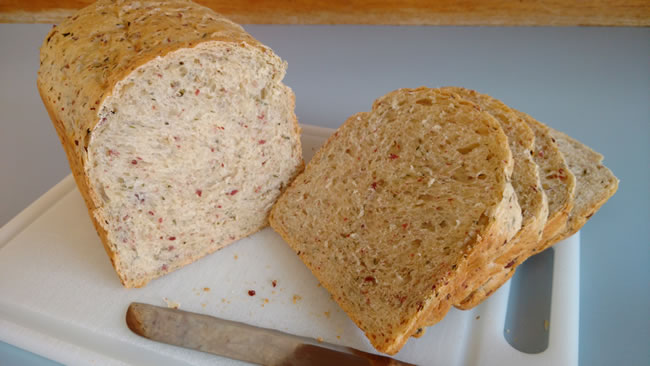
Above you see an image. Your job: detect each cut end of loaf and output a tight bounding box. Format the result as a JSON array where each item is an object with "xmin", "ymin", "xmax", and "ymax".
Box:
[{"xmin": 86, "ymin": 41, "xmax": 302, "ymax": 287}]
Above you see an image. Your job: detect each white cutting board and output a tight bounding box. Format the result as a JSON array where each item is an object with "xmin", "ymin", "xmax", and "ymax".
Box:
[{"xmin": 0, "ymin": 125, "xmax": 578, "ymax": 366}]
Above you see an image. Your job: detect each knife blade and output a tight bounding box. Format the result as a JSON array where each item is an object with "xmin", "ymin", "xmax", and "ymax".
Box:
[{"xmin": 126, "ymin": 302, "xmax": 415, "ymax": 366}]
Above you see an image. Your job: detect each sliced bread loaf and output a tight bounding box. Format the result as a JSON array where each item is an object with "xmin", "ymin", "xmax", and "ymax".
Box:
[
  {"xmin": 542, "ymin": 128, "xmax": 619, "ymax": 247},
  {"xmin": 439, "ymin": 87, "xmax": 548, "ymax": 310},
  {"xmin": 269, "ymin": 87, "xmax": 521, "ymax": 354},
  {"xmin": 457, "ymin": 111, "xmax": 578, "ymax": 308},
  {"xmin": 37, "ymin": 0, "xmax": 303, "ymax": 287}
]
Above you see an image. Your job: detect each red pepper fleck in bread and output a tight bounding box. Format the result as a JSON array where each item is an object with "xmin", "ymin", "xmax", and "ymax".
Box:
[
  {"xmin": 269, "ymin": 87, "xmax": 522, "ymax": 354},
  {"xmin": 37, "ymin": 0, "xmax": 303, "ymax": 287}
]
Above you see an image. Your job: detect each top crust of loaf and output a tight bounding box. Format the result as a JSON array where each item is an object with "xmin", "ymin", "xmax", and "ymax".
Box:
[
  {"xmin": 270, "ymin": 87, "xmax": 521, "ymax": 354},
  {"xmin": 37, "ymin": 0, "xmax": 300, "ymax": 287}
]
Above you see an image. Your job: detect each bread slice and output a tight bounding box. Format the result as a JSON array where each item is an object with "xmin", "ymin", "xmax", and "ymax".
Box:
[
  {"xmin": 542, "ymin": 128, "xmax": 619, "ymax": 246},
  {"xmin": 456, "ymin": 111, "xmax": 577, "ymax": 308},
  {"xmin": 37, "ymin": 0, "xmax": 303, "ymax": 287},
  {"xmin": 269, "ymin": 87, "xmax": 522, "ymax": 354},
  {"xmin": 439, "ymin": 87, "xmax": 548, "ymax": 310}
]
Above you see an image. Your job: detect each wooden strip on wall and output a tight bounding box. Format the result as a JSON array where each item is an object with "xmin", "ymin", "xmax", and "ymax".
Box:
[{"xmin": 0, "ymin": 0, "xmax": 648, "ymax": 26}]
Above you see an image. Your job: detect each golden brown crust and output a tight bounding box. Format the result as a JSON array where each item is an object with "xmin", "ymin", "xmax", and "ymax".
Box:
[{"xmin": 38, "ymin": 0, "xmax": 297, "ymax": 287}]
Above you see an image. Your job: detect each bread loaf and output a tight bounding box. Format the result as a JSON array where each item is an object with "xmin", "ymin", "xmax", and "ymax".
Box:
[
  {"xmin": 269, "ymin": 87, "xmax": 521, "ymax": 354},
  {"xmin": 37, "ymin": 0, "xmax": 303, "ymax": 287}
]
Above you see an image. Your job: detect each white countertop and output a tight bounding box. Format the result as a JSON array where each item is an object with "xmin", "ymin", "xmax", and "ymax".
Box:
[{"xmin": 0, "ymin": 23, "xmax": 648, "ymax": 366}]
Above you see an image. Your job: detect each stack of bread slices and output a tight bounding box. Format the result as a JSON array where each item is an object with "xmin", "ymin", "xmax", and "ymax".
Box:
[{"xmin": 270, "ymin": 86, "xmax": 618, "ymax": 354}]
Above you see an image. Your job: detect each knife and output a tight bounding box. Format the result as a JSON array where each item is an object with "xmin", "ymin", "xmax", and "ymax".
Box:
[{"xmin": 126, "ymin": 302, "xmax": 416, "ymax": 366}]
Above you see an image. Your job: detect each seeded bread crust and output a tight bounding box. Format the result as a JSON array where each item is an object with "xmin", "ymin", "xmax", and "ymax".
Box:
[
  {"xmin": 270, "ymin": 87, "xmax": 521, "ymax": 354},
  {"xmin": 440, "ymin": 87, "xmax": 548, "ymax": 310},
  {"xmin": 38, "ymin": 0, "xmax": 302, "ymax": 287},
  {"xmin": 457, "ymin": 111, "xmax": 577, "ymax": 308}
]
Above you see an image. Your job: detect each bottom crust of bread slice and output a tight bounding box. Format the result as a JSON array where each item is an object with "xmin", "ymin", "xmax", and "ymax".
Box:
[
  {"xmin": 269, "ymin": 87, "xmax": 521, "ymax": 354},
  {"xmin": 456, "ymin": 111, "xmax": 576, "ymax": 309}
]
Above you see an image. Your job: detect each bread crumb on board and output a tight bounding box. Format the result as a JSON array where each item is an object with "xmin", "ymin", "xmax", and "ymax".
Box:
[
  {"xmin": 163, "ymin": 297, "xmax": 180, "ymax": 309},
  {"xmin": 316, "ymin": 337, "xmax": 324, "ymax": 343},
  {"xmin": 292, "ymin": 294, "xmax": 302, "ymax": 304}
]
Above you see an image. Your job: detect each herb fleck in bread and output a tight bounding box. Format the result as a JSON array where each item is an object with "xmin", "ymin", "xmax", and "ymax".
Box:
[
  {"xmin": 439, "ymin": 87, "xmax": 548, "ymax": 310},
  {"xmin": 37, "ymin": 0, "xmax": 302, "ymax": 287},
  {"xmin": 269, "ymin": 87, "xmax": 521, "ymax": 354}
]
